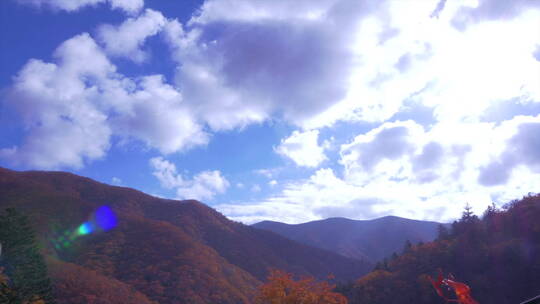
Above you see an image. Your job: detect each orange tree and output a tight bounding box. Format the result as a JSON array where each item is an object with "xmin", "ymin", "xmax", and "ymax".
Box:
[{"xmin": 255, "ymin": 269, "xmax": 348, "ymax": 304}]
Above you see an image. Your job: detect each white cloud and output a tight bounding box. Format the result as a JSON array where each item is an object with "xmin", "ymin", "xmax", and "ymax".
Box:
[
  {"xmin": 178, "ymin": 170, "xmax": 230, "ymax": 201},
  {"xmin": 275, "ymin": 130, "xmax": 327, "ymax": 168},
  {"xmin": 1, "ymin": 32, "xmax": 207, "ymax": 169},
  {"xmin": 98, "ymin": 9, "xmax": 166, "ymax": 63},
  {"xmin": 0, "ymin": 34, "xmax": 113, "ymax": 169},
  {"xmin": 110, "ymin": 75, "xmax": 208, "ymax": 153},
  {"xmin": 340, "ymin": 121, "xmax": 421, "ymax": 174},
  {"xmin": 11, "ymin": 0, "xmax": 532, "ymax": 170},
  {"xmin": 16, "ymin": 0, "xmax": 143, "ymax": 14},
  {"xmin": 217, "ymin": 168, "xmax": 371, "ymax": 224},
  {"xmin": 149, "ymin": 156, "xmax": 184, "ymax": 188},
  {"xmin": 111, "ymin": 177, "xmax": 122, "ymax": 185},
  {"xmin": 157, "ymin": 0, "xmax": 540, "ymax": 132},
  {"xmin": 268, "ymin": 180, "xmax": 278, "ymax": 187},
  {"xmin": 109, "ymin": 0, "xmax": 143, "ymax": 14},
  {"xmin": 150, "ymin": 157, "xmax": 229, "ymax": 201},
  {"xmin": 4, "ymin": 0, "xmax": 540, "ymax": 224},
  {"xmin": 478, "ymin": 116, "xmax": 540, "ymax": 186},
  {"xmin": 161, "ymin": 0, "xmax": 388, "ymax": 130},
  {"xmin": 221, "ymin": 115, "xmax": 540, "ymax": 224}
]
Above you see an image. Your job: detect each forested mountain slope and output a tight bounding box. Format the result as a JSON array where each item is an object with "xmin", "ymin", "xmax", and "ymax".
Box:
[
  {"xmin": 339, "ymin": 194, "xmax": 540, "ymax": 304},
  {"xmin": 0, "ymin": 167, "xmax": 371, "ymax": 304},
  {"xmin": 254, "ymin": 216, "xmax": 443, "ymax": 262}
]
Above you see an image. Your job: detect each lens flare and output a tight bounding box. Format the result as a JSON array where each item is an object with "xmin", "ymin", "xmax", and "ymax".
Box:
[
  {"xmin": 50, "ymin": 205, "xmax": 118, "ymax": 251},
  {"xmin": 77, "ymin": 222, "xmax": 94, "ymax": 235},
  {"xmin": 94, "ymin": 206, "xmax": 117, "ymax": 231}
]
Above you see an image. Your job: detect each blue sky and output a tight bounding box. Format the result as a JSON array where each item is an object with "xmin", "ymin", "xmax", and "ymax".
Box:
[{"xmin": 1, "ymin": 0, "xmax": 539, "ymax": 224}]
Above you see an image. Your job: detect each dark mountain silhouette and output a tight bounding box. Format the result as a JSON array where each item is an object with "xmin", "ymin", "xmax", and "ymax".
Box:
[
  {"xmin": 0, "ymin": 167, "xmax": 371, "ymax": 304},
  {"xmin": 253, "ymin": 216, "xmax": 444, "ymax": 262}
]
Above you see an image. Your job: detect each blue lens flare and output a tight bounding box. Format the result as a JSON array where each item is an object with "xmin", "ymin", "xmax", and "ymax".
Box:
[
  {"xmin": 94, "ymin": 206, "xmax": 117, "ymax": 231},
  {"xmin": 51, "ymin": 205, "xmax": 118, "ymax": 250}
]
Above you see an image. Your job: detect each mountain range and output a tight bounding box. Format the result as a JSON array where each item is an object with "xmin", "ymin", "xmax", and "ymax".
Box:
[
  {"xmin": 253, "ymin": 216, "xmax": 444, "ymax": 263},
  {"xmin": 0, "ymin": 167, "xmax": 371, "ymax": 303}
]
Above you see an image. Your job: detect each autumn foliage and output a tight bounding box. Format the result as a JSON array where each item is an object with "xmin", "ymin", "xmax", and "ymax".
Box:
[
  {"xmin": 256, "ymin": 269, "xmax": 348, "ymax": 304},
  {"xmin": 0, "ymin": 167, "xmax": 369, "ymax": 303},
  {"xmin": 340, "ymin": 194, "xmax": 540, "ymax": 304}
]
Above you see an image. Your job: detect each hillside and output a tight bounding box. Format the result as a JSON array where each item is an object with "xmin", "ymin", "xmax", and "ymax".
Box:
[
  {"xmin": 253, "ymin": 216, "xmax": 443, "ymax": 262},
  {"xmin": 339, "ymin": 194, "xmax": 540, "ymax": 304},
  {"xmin": 0, "ymin": 167, "xmax": 372, "ymax": 303}
]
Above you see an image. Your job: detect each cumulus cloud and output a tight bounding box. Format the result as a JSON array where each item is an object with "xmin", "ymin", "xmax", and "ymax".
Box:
[
  {"xmin": 223, "ymin": 115, "xmax": 540, "ymax": 224},
  {"xmin": 16, "ymin": 0, "xmax": 143, "ymax": 14},
  {"xmin": 479, "ymin": 118, "xmax": 540, "ymax": 186},
  {"xmin": 340, "ymin": 121, "xmax": 420, "ymax": 174},
  {"xmin": 162, "ymin": 0, "xmax": 538, "ymax": 130},
  {"xmin": 161, "ymin": 0, "xmax": 390, "ymax": 130},
  {"xmin": 178, "ymin": 171, "xmax": 230, "ymax": 201},
  {"xmin": 109, "ymin": 0, "xmax": 143, "ymax": 13},
  {"xmin": 150, "ymin": 157, "xmax": 229, "ymax": 201},
  {"xmin": 0, "ymin": 34, "xmax": 113, "ymax": 169},
  {"xmin": 275, "ymin": 130, "xmax": 327, "ymax": 168},
  {"xmin": 163, "ymin": 0, "xmax": 537, "ymax": 223},
  {"xmin": 98, "ymin": 9, "xmax": 166, "ymax": 62},
  {"xmin": 412, "ymin": 141, "xmax": 444, "ymax": 183},
  {"xmin": 5, "ymin": 0, "xmax": 540, "ymax": 224},
  {"xmin": 110, "ymin": 75, "xmax": 208, "ymax": 153},
  {"xmin": 217, "ymin": 167, "xmax": 447, "ymax": 224},
  {"xmin": 0, "ymin": 32, "xmax": 207, "ymax": 169}
]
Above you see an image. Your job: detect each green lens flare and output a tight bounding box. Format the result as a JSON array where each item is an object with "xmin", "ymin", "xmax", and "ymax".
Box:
[{"xmin": 77, "ymin": 222, "xmax": 93, "ymax": 235}]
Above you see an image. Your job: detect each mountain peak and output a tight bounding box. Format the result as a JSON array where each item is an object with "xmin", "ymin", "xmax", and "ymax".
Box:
[{"xmin": 253, "ymin": 215, "xmax": 444, "ymax": 262}]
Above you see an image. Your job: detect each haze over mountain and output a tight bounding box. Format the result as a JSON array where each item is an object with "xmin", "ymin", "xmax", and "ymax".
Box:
[
  {"xmin": 253, "ymin": 216, "xmax": 444, "ymax": 262},
  {"xmin": 0, "ymin": 167, "xmax": 371, "ymax": 303}
]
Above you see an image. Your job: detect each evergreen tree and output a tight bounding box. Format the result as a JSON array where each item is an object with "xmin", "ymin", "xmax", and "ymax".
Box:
[
  {"xmin": 462, "ymin": 203, "xmax": 474, "ymax": 221},
  {"xmin": 0, "ymin": 208, "xmax": 55, "ymax": 304}
]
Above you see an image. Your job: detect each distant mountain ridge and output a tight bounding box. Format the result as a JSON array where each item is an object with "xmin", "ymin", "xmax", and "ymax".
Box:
[
  {"xmin": 0, "ymin": 167, "xmax": 372, "ymax": 304},
  {"xmin": 253, "ymin": 215, "xmax": 445, "ymax": 263}
]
